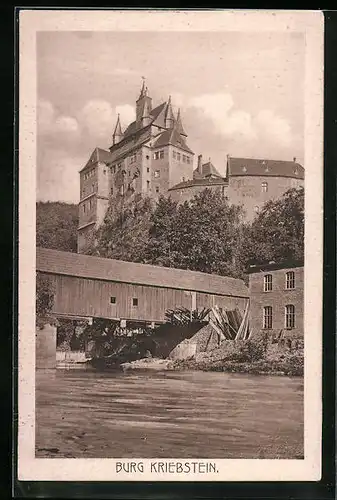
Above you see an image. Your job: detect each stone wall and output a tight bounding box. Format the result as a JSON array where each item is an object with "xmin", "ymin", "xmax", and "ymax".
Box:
[{"xmin": 36, "ymin": 324, "xmax": 57, "ymax": 369}]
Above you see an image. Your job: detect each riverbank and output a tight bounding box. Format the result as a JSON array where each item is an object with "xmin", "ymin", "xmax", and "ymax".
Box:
[{"xmin": 121, "ymin": 337, "xmax": 304, "ymax": 376}]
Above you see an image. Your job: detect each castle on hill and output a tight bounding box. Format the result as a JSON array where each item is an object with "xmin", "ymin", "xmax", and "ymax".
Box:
[{"xmin": 77, "ymin": 81, "xmax": 304, "ymax": 253}]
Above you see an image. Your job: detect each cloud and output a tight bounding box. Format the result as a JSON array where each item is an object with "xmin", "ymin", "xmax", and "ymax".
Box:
[
  {"xmin": 255, "ymin": 109, "xmax": 292, "ymax": 148},
  {"xmin": 78, "ymin": 99, "xmax": 135, "ymax": 141},
  {"xmin": 38, "ymin": 99, "xmax": 80, "ymax": 142},
  {"xmin": 38, "ymin": 99, "xmax": 55, "ymax": 134},
  {"xmin": 188, "ymin": 92, "xmax": 256, "ymax": 140},
  {"xmin": 115, "ymin": 104, "xmax": 136, "ymax": 127},
  {"xmin": 37, "ymin": 148, "xmax": 86, "ymax": 203}
]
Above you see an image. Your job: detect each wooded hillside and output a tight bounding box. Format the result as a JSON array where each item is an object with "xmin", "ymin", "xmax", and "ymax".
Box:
[{"xmin": 36, "ymin": 201, "xmax": 78, "ymax": 253}]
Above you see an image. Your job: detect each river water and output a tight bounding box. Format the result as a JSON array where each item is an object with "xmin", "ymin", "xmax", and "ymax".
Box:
[{"xmin": 36, "ymin": 369, "xmax": 304, "ymax": 459}]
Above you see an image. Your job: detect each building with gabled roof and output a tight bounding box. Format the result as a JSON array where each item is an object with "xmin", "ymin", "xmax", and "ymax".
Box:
[
  {"xmin": 78, "ymin": 82, "xmax": 194, "ymax": 253},
  {"xmin": 77, "ymin": 80, "xmax": 304, "ymax": 252}
]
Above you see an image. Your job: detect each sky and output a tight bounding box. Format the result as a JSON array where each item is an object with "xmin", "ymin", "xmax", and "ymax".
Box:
[{"xmin": 37, "ymin": 30, "xmax": 305, "ymax": 203}]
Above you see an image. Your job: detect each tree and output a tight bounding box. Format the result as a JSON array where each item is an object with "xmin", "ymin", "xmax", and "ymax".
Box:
[
  {"xmin": 36, "ymin": 201, "xmax": 78, "ymax": 252},
  {"xmin": 146, "ymin": 189, "xmax": 244, "ymax": 276},
  {"xmin": 36, "ymin": 272, "xmax": 55, "ymax": 328},
  {"xmin": 91, "ymin": 196, "xmax": 153, "ymax": 262},
  {"xmin": 245, "ymin": 187, "xmax": 304, "ymax": 264}
]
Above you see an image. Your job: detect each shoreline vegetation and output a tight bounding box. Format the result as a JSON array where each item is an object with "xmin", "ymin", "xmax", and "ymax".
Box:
[{"xmin": 89, "ymin": 334, "xmax": 304, "ymax": 377}]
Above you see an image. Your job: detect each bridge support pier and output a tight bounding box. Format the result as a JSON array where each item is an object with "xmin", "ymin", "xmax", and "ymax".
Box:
[{"xmin": 36, "ymin": 324, "xmax": 57, "ymax": 369}]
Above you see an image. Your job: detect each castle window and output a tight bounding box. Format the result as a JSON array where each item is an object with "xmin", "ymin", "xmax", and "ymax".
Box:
[
  {"xmin": 130, "ymin": 154, "xmax": 137, "ymax": 164},
  {"xmin": 154, "ymin": 150, "xmax": 164, "ymax": 160},
  {"xmin": 132, "ymin": 297, "xmax": 138, "ymax": 307},
  {"xmin": 83, "ymin": 203, "xmax": 86, "ymax": 214},
  {"xmin": 177, "ymin": 152, "xmax": 181, "ymax": 161},
  {"xmin": 182, "ymin": 155, "xmax": 186, "ymax": 163},
  {"xmin": 110, "ymin": 297, "xmax": 116, "ymax": 304},
  {"xmin": 160, "ymin": 150, "xmax": 164, "ymax": 159},
  {"xmin": 155, "ymin": 186, "xmax": 160, "ymax": 193},
  {"xmin": 89, "ymin": 199, "xmax": 92, "ymax": 210},
  {"xmin": 254, "ymin": 205, "xmax": 260, "ymax": 213},
  {"xmin": 186, "ymin": 157, "xmax": 191, "ymax": 164},
  {"xmin": 263, "ymin": 306, "xmax": 273, "ymax": 329},
  {"xmin": 147, "ymin": 180, "xmax": 150, "ymax": 191},
  {"xmin": 264, "ymin": 274, "xmax": 272, "ymax": 292},
  {"xmin": 173, "ymin": 150, "xmax": 176, "ymax": 159},
  {"xmin": 147, "ymin": 167, "xmax": 150, "ymax": 173},
  {"xmin": 110, "ymin": 187, "xmax": 113, "ymax": 195},
  {"xmin": 111, "ymin": 165, "xmax": 116, "ymax": 173},
  {"xmin": 285, "ymin": 304, "xmax": 295, "ymax": 329},
  {"xmin": 146, "ymin": 155, "xmax": 149, "ymax": 160},
  {"xmin": 120, "ymin": 185, "xmax": 124, "ymax": 196},
  {"xmin": 154, "ymin": 170, "xmax": 160, "ymax": 178},
  {"xmin": 261, "ymin": 182, "xmax": 268, "ymax": 192},
  {"xmin": 286, "ymin": 271, "xmax": 295, "ymax": 290}
]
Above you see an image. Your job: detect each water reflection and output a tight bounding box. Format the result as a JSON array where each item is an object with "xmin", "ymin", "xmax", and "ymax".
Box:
[{"xmin": 36, "ymin": 370, "xmax": 304, "ymax": 459}]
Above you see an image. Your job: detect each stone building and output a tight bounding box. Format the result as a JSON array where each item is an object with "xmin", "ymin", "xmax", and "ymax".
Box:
[
  {"xmin": 248, "ymin": 262, "xmax": 304, "ymax": 339},
  {"xmin": 168, "ymin": 155, "xmax": 304, "ymax": 220},
  {"xmin": 78, "ymin": 82, "xmax": 194, "ymax": 253},
  {"xmin": 77, "ymin": 81, "xmax": 304, "ymax": 252}
]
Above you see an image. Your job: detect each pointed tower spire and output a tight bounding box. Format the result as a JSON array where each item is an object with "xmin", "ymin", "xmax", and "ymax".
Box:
[
  {"xmin": 165, "ymin": 96, "xmax": 175, "ymax": 129},
  {"xmin": 139, "ymin": 77, "xmax": 146, "ymax": 99},
  {"xmin": 175, "ymin": 108, "xmax": 187, "ymax": 137},
  {"xmin": 141, "ymin": 96, "xmax": 152, "ymax": 127},
  {"xmin": 112, "ymin": 114, "xmax": 123, "ymax": 145},
  {"xmin": 136, "ymin": 78, "xmax": 152, "ymax": 128}
]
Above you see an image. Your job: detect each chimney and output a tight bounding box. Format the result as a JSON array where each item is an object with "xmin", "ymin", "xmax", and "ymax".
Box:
[
  {"xmin": 293, "ymin": 157, "xmax": 297, "ymax": 162},
  {"xmin": 197, "ymin": 154, "xmax": 202, "ymax": 171}
]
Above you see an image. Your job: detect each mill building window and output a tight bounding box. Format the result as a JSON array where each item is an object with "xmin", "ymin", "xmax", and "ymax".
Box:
[
  {"xmin": 285, "ymin": 271, "xmax": 295, "ymax": 290},
  {"xmin": 264, "ymin": 274, "xmax": 272, "ymax": 292},
  {"xmin": 261, "ymin": 182, "xmax": 268, "ymax": 193},
  {"xmin": 285, "ymin": 304, "xmax": 295, "ymax": 329},
  {"xmin": 263, "ymin": 306, "xmax": 273, "ymax": 329},
  {"xmin": 154, "ymin": 170, "xmax": 160, "ymax": 178}
]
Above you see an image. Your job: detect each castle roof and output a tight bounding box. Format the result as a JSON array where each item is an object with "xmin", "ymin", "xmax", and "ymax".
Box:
[
  {"xmin": 153, "ymin": 126, "xmax": 194, "ymax": 154},
  {"xmin": 169, "ymin": 177, "xmax": 228, "ymax": 191},
  {"xmin": 194, "ymin": 161, "xmax": 223, "ymax": 179},
  {"xmin": 123, "ymin": 102, "xmax": 167, "ymax": 138},
  {"xmin": 79, "ymin": 147, "xmax": 111, "ymax": 172},
  {"xmin": 228, "ymin": 157, "xmax": 304, "ymax": 179},
  {"xmin": 175, "ymin": 109, "xmax": 187, "ymax": 137}
]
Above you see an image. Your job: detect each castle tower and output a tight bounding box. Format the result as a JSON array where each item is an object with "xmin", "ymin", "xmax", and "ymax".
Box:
[
  {"xmin": 112, "ymin": 114, "xmax": 123, "ymax": 145},
  {"xmin": 164, "ymin": 96, "xmax": 175, "ymax": 129},
  {"xmin": 77, "ymin": 148, "xmax": 111, "ymax": 253},
  {"xmin": 175, "ymin": 108, "xmax": 187, "ymax": 137},
  {"xmin": 136, "ymin": 80, "xmax": 152, "ymax": 129}
]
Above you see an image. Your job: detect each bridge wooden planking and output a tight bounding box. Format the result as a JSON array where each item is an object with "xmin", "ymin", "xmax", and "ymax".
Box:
[{"xmin": 45, "ymin": 274, "xmax": 249, "ymax": 323}]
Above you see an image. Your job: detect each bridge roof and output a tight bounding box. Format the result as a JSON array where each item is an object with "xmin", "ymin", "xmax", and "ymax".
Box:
[{"xmin": 36, "ymin": 247, "xmax": 249, "ymax": 298}]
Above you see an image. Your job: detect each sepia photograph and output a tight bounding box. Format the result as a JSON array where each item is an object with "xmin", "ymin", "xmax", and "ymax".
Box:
[{"xmin": 18, "ymin": 10, "xmax": 323, "ymax": 482}]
